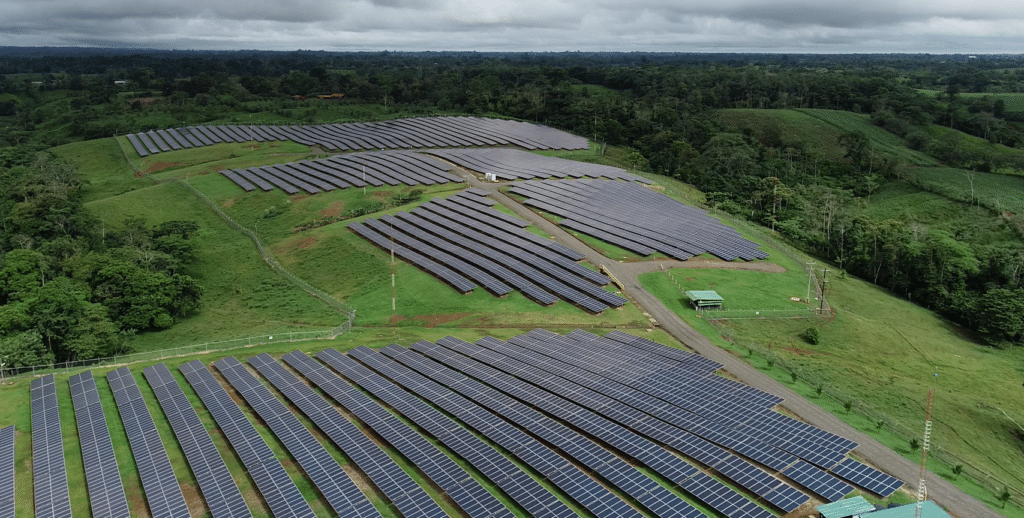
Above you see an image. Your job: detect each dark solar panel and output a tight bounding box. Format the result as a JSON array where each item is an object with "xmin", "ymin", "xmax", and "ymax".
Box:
[
  {"xmin": 0, "ymin": 426, "xmax": 14, "ymax": 518},
  {"xmin": 830, "ymin": 459, "xmax": 903, "ymax": 497},
  {"xmin": 179, "ymin": 360, "xmax": 315, "ymax": 518},
  {"xmin": 106, "ymin": 367, "xmax": 191, "ymax": 518},
  {"xmin": 143, "ymin": 364, "xmax": 252, "ymax": 518},
  {"xmin": 125, "ymin": 134, "xmax": 149, "ymax": 157},
  {"xmin": 269, "ymin": 352, "xmax": 451, "ymax": 518},
  {"xmin": 216, "ymin": 357, "xmax": 382, "ymax": 518},
  {"xmin": 68, "ymin": 371, "xmax": 132, "ymax": 518},
  {"xmin": 782, "ymin": 461, "xmax": 852, "ymax": 502},
  {"xmin": 30, "ymin": 375, "xmax": 72, "ymax": 518}
]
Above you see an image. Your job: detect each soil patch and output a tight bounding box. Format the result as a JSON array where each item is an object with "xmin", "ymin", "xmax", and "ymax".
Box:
[
  {"xmin": 280, "ymin": 236, "xmax": 318, "ymax": 253},
  {"xmin": 223, "ymin": 198, "xmax": 236, "ymax": 208},
  {"xmin": 290, "ymin": 194, "xmax": 308, "ymax": 202},
  {"xmin": 320, "ymin": 200, "xmax": 346, "ymax": 218},
  {"xmin": 685, "ymin": 277, "xmax": 696, "ymax": 281},
  {"xmin": 180, "ymin": 482, "xmax": 208, "ymax": 518},
  {"xmin": 144, "ymin": 161, "xmax": 183, "ymax": 174},
  {"xmin": 390, "ymin": 314, "xmax": 407, "ymax": 325},
  {"xmin": 413, "ymin": 312, "xmax": 473, "ymax": 328}
]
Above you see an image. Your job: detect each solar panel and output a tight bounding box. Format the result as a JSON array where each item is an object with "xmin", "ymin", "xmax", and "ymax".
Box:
[
  {"xmin": 106, "ymin": 367, "xmax": 191, "ymax": 518},
  {"xmin": 179, "ymin": 360, "xmax": 315, "ymax": 518},
  {"xmin": 0, "ymin": 426, "xmax": 14, "ymax": 518},
  {"xmin": 143, "ymin": 364, "xmax": 252, "ymax": 518},
  {"xmin": 30, "ymin": 375, "xmax": 72, "ymax": 518},
  {"xmin": 68, "ymin": 371, "xmax": 132, "ymax": 518},
  {"xmin": 782, "ymin": 461, "xmax": 853, "ymax": 502},
  {"xmin": 216, "ymin": 356, "xmax": 382, "ymax": 518},
  {"xmin": 263, "ymin": 352, "xmax": 451, "ymax": 518},
  {"xmin": 830, "ymin": 458, "xmax": 903, "ymax": 497}
]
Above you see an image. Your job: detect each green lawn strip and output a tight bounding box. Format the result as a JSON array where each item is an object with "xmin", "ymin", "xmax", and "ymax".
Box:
[
  {"xmin": 85, "ymin": 181, "xmax": 341, "ymax": 353},
  {"xmin": 50, "ymin": 138, "xmax": 152, "ymax": 203},
  {"xmin": 94, "ymin": 375, "xmax": 148, "ymax": 516},
  {"xmin": 907, "ymin": 166, "xmax": 1024, "ymax": 212},
  {"xmin": 793, "ymin": 109, "xmax": 937, "ymax": 166},
  {"xmin": 56, "ymin": 379, "xmax": 92, "ymax": 518},
  {"xmin": 638, "ymin": 268, "xmax": 1024, "ymax": 516}
]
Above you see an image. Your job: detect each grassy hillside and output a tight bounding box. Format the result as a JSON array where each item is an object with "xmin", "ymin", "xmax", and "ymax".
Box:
[
  {"xmin": 715, "ymin": 108, "xmax": 938, "ymax": 166},
  {"xmin": 904, "ymin": 167, "xmax": 1024, "ymax": 214}
]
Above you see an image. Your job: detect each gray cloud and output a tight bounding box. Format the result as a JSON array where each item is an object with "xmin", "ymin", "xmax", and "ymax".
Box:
[{"xmin": 0, "ymin": 0, "xmax": 1022, "ymax": 52}]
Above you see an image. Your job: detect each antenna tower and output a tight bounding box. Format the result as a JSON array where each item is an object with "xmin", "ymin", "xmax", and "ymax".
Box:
[{"xmin": 916, "ymin": 389, "xmax": 935, "ymax": 518}]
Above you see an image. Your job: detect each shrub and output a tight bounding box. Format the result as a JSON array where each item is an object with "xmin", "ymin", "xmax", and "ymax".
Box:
[{"xmin": 802, "ymin": 327, "xmax": 821, "ymax": 345}]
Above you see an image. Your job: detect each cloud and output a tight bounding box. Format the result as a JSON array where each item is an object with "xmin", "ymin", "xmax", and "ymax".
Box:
[{"xmin": 0, "ymin": 0, "xmax": 1022, "ymax": 52}]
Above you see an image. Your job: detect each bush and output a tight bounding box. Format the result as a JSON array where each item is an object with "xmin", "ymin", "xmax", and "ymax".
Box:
[{"xmin": 802, "ymin": 327, "xmax": 821, "ymax": 345}]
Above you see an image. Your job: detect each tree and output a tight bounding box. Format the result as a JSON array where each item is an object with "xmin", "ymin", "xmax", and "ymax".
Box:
[
  {"xmin": 975, "ymin": 288, "xmax": 1024, "ymax": 345},
  {"xmin": 952, "ymin": 464, "xmax": 964, "ymax": 480},
  {"xmin": 0, "ymin": 330, "xmax": 53, "ymax": 367}
]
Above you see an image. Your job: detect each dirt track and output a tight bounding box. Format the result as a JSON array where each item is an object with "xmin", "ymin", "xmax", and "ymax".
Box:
[{"xmin": 467, "ymin": 175, "xmax": 998, "ymax": 518}]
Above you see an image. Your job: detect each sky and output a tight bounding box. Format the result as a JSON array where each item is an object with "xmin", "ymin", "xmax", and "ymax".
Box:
[{"xmin": 2, "ymin": 0, "xmax": 1023, "ymax": 53}]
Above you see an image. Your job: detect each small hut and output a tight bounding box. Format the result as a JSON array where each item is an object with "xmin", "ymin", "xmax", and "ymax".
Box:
[{"xmin": 685, "ymin": 290, "xmax": 723, "ymax": 310}]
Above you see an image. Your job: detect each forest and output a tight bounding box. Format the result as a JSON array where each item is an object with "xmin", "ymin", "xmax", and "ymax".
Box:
[{"xmin": 1, "ymin": 49, "xmax": 1023, "ymax": 362}]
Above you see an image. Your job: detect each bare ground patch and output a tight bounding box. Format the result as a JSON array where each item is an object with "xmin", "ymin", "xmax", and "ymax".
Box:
[
  {"xmin": 413, "ymin": 312, "xmax": 473, "ymax": 328},
  {"xmin": 145, "ymin": 162, "xmax": 183, "ymax": 174},
  {"xmin": 320, "ymin": 200, "xmax": 346, "ymax": 218}
]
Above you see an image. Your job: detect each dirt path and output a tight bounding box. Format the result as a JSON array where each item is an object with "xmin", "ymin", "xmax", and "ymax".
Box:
[{"xmin": 466, "ymin": 175, "xmax": 997, "ymax": 518}]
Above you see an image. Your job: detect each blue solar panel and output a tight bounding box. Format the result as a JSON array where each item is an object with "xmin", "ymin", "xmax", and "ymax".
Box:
[
  {"xmin": 68, "ymin": 371, "xmax": 131, "ymax": 518},
  {"xmin": 830, "ymin": 458, "xmax": 903, "ymax": 497},
  {"xmin": 782, "ymin": 461, "xmax": 853, "ymax": 502},
  {"xmin": 0, "ymin": 426, "xmax": 14, "ymax": 518},
  {"xmin": 30, "ymin": 375, "xmax": 72, "ymax": 518}
]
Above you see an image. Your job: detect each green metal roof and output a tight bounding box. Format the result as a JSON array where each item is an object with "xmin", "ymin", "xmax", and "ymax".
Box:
[
  {"xmin": 684, "ymin": 290, "xmax": 723, "ymax": 302},
  {"xmin": 816, "ymin": 496, "xmax": 875, "ymax": 518},
  {"xmin": 862, "ymin": 501, "xmax": 952, "ymax": 518}
]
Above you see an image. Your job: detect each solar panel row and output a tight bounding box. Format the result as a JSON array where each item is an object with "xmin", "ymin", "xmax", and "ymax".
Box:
[
  {"xmin": 541, "ymin": 329, "xmax": 856, "ymax": 470},
  {"xmin": 68, "ymin": 371, "xmax": 131, "ymax": 518},
  {"xmin": 0, "ymin": 426, "xmax": 14, "ymax": 518},
  {"xmin": 267, "ymin": 351, "xmax": 450, "ymax": 518},
  {"xmin": 128, "ymin": 116, "xmax": 588, "ymax": 157},
  {"xmin": 223, "ymin": 151, "xmax": 463, "ymax": 194},
  {"xmin": 424, "ymin": 148, "xmax": 649, "ymax": 183},
  {"xmin": 486, "ymin": 333, "xmax": 810, "ymax": 512},
  {"xmin": 142, "ymin": 364, "xmax": 252, "ymax": 518},
  {"xmin": 830, "ymin": 458, "xmax": 903, "ymax": 498},
  {"xmin": 297, "ymin": 349, "xmax": 577, "ymax": 518},
  {"xmin": 294, "ymin": 350, "xmax": 513, "ymax": 518},
  {"xmin": 363, "ymin": 345, "xmax": 706, "ymax": 518},
  {"xmin": 179, "ymin": 360, "xmax": 316, "ymax": 518},
  {"xmin": 351, "ymin": 193, "xmax": 623, "ymax": 312},
  {"xmin": 420, "ymin": 337, "xmax": 779, "ymax": 518},
  {"xmin": 30, "ymin": 375, "xmax": 72, "ymax": 518},
  {"xmin": 107, "ymin": 367, "xmax": 191, "ymax": 518},
  {"xmin": 322, "ymin": 347, "xmax": 645, "ymax": 518},
  {"xmin": 215, "ymin": 356, "xmax": 383, "ymax": 518},
  {"xmin": 509, "ymin": 179, "xmax": 768, "ymax": 262}
]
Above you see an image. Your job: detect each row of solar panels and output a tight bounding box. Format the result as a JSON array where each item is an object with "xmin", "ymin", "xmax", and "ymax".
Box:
[
  {"xmin": 29, "ymin": 376, "xmax": 71, "ymax": 518},
  {"xmin": 509, "ymin": 179, "xmax": 769, "ymax": 262},
  {"xmin": 68, "ymin": 372, "xmax": 131, "ymax": 518},
  {"xmin": 15, "ymin": 329, "xmax": 905, "ymax": 518},
  {"xmin": 125, "ymin": 116, "xmax": 589, "ymax": 157},
  {"xmin": 424, "ymin": 148, "xmax": 650, "ymax": 183},
  {"xmin": 350, "ymin": 192, "xmax": 624, "ymax": 312},
  {"xmin": 221, "ymin": 151, "xmax": 464, "ymax": 194},
  {"xmin": 0, "ymin": 426, "xmax": 13, "ymax": 518}
]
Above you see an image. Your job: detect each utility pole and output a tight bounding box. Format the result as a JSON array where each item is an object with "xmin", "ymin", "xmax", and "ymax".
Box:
[
  {"xmin": 805, "ymin": 261, "xmax": 816, "ymax": 304},
  {"xmin": 819, "ymin": 268, "xmax": 830, "ymax": 312},
  {"xmin": 390, "ymin": 220, "xmax": 396, "ymax": 328},
  {"xmin": 917, "ymin": 389, "xmax": 935, "ymax": 518}
]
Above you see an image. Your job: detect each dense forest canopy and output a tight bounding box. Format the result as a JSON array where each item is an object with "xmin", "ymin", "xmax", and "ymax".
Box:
[{"xmin": 1, "ymin": 49, "xmax": 1023, "ymax": 358}]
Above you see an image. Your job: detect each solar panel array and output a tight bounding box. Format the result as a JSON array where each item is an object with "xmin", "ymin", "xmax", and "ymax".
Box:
[
  {"xmin": 107, "ymin": 367, "xmax": 191, "ymax": 518},
  {"xmin": 179, "ymin": 360, "xmax": 315, "ymax": 518},
  {"xmin": 0, "ymin": 426, "xmax": 14, "ymax": 518},
  {"xmin": 68, "ymin": 371, "xmax": 131, "ymax": 518},
  {"xmin": 216, "ymin": 356, "xmax": 383, "ymax": 518},
  {"xmin": 294, "ymin": 350, "xmax": 579, "ymax": 518},
  {"xmin": 30, "ymin": 375, "xmax": 72, "ymax": 518},
  {"xmin": 508, "ymin": 179, "xmax": 769, "ymax": 261},
  {"xmin": 351, "ymin": 191, "xmax": 623, "ymax": 312},
  {"xmin": 143, "ymin": 363, "xmax": 252, "ymax": 518},
  {"xmin": 407, "ymin": 338, "xmax": 776, "ymax": 518},
  {"xmin": 265, "ymin": 351, "xmax": 450, "ymax": 518},
  {"xmin": 222, "ymin": 151, "xmax": 464, "ymax": 194},
  {"xmin": 126, "ymin": 116, "xmax": 588, "ymax": 157},
  {"xmin": 424, "ymin": 148, "xmax": 649, "ymax": 183},
  {"xmin": 830, "ymin": 458, "xmax": 903, "ymax": 498},
  {"xmin": 285, "ymin": 351, "xmax": 513, "ymax": 518},
  {"xmin": 360, "ymin": 345, "xmax": 707, "ymax": 518}
]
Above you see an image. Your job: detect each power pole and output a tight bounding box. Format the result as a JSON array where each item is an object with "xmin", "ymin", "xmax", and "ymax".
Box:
[
  {"xmin": 390, "ymin": 220, "xmax": 396, "ymax": 327},
  {"xmin": 917, "ymin": 389, "xmax": 935, "ymax": 518},
  {"xmin": 805, "ymin": 261, "xmax": 816, "ymax": 304},
  {"xmin": 819, "ymin": 268, "xmax": 830, "ymax": 312}
]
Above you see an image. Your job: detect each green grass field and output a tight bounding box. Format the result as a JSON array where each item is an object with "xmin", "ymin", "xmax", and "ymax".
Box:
[
  {"xmin": 715, "ymin": 108, "xmax": 938, "ymax": 166},
  {"xmin": 640, "ymin": 251, "xmax": 1024, "ymax": 516},
  {"xmin": 906, "ymin": 166, "xmax": 1024, "ymax": 213}
]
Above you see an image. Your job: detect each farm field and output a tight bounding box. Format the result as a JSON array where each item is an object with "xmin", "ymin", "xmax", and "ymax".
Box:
[{"xmin": 905, "ymin": 166, "xmax": 1024, "ymax": 213}]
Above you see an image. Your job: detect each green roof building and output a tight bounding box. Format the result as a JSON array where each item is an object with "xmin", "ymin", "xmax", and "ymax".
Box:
[
  {"xmin": 861, "ymin": 501, "xmax": 952, "ymax": 518},
  {"xmin": 816, "ymin": 497, "xmax": 875, "ymax": 518},
  {"xmin": 685, "ymin": 290, "xmax": 723, "ymax": 309}
]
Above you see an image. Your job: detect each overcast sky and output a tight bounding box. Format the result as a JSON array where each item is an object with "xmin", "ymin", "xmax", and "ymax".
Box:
[{"xmin": 2, "ymin": 0, "xmax": 1023, "ymax": 53}]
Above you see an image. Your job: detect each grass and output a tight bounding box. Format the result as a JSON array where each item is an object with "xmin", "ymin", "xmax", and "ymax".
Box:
[
  {"xmin": 715, "ymin": 108, "xmax": 939, "ymax": 166},
  {"xmin": 906, "ymin": 166, "xmax": 1024, "ymax": 214},
  {"xmin": 639, "ymin": 253, "xmax": 1024, "ymax": 516}
]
